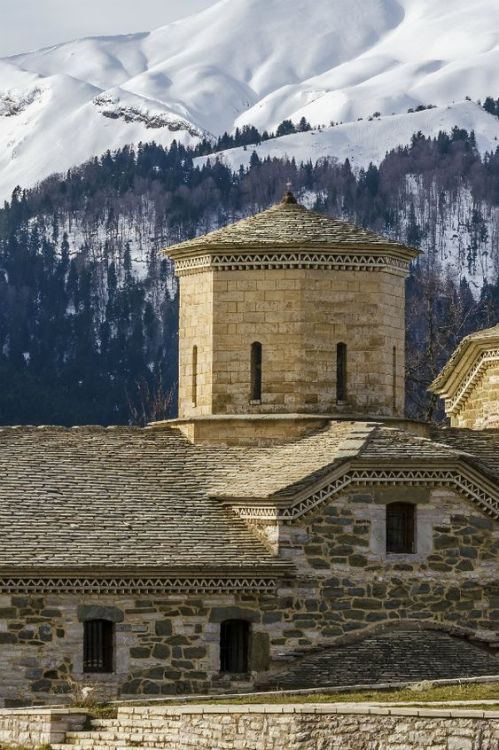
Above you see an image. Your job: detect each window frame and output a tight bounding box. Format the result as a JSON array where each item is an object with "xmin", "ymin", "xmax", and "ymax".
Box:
[
  {"xmin": 336, "ymin": 342, "xmax": 347, "ymax": 403},
  {"xmin": 220, "ymin": 619, "xmax": 250, "ymax": 674},
  {"xmin": 192, "ymin": 344, "xmax": 198, "ymax": 407},
  {"xmin": 250, "ymin": 342, "xmax": 262, "ymax": 402},
  {"xmin": 83, "ymin": 619, "xmax": 114, "ymax": 674},
  {"xmin": 385, "ymin": 502, "xmax": 416, "ymax": 555}
]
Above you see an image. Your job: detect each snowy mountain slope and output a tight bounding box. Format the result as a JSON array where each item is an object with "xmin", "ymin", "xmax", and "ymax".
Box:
[
  {"xmin": 2, "ymin": 0, "xmax": 499, "ymax": 200},
  {"xmin": 195, "ymin": 102, "xmax": 499, "ymax": 172}
]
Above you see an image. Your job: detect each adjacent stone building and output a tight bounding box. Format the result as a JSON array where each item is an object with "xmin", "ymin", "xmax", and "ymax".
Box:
[
  {"xmin": 430, "ymin": 323, "xmax": 499, "ymax": 429},
  {"xmin": 0, "ymin": 193, "xmax": 497, "ymax": 706}
]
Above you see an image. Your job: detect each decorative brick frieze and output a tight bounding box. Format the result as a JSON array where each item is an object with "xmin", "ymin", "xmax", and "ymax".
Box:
[
  {"xmin": 174, "ymin": 251, "xmax": 410, "ymax": 276},
  {"xmin": 231, "ymin": 465, "xmax": 499, "ymax": 521},
  {"xmin": 0, "ymin": 576, "xmax": 278, "ymax": 596}
]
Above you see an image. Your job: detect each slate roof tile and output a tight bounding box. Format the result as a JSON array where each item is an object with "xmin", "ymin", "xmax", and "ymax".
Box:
[
  {"xmin": 0, "ymin": 421, "xmax": 497, "ymax": 573},
  {"xmin": 165, "ymin": 199, "xmax": 419, "ymax": 257}
]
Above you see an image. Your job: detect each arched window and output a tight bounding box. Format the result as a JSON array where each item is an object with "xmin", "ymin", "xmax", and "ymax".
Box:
[
  {"xmin": 83, "ymin": 619, "xmax": 114, "ymax": 673},
  {"xmin": 220, "ymin": 619, "xmax": 250, "ymax": 673},
  {"xmin": 192, "ymin": 345, "xmax": 198, "ymax": 406},
  {"xmin": 250, "ymin": 342, "xmax": 262, "ymax": 401},
  {"xmin": 336, "ymin": 342, "xmax": 347, "ymax": 402},
  {"xmin": 386, "ymin": 502, "xmax": 415, "ymax": 554}
]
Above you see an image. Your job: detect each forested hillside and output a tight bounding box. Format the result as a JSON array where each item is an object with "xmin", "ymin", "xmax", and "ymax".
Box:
[{"xmin": 1, "ymin": 129, "xmax": 499, "ymax": 425}]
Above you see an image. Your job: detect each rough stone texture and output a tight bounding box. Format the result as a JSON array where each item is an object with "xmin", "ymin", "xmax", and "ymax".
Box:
[
  {"xmin": 0, "ymin": 708, "xmax": 85, "ymax": 746},
  {"xmin": 453, "ymin": 362, "xmax": 499, "ymax": 429},
  {"xmin": 430, "ymin": 322, "xmax": 499, "ymax": 429},
  {"xmin": 50, "ymin": 705, "xmax": 499, "ymax": 750},
  {"xmin": 178, "ymin": 266, "xmax": 406, "ymax": 419},
  {"xmin": 168, "ymin": 197, "xmax": 419, "ymax": 423},
  {"xmin": 179, "ymin": 269, "xmax": 214, "ymax": 416},
  {"xmin": 0, "ymin": 483, "xmax": 496, "ymax": 705}
]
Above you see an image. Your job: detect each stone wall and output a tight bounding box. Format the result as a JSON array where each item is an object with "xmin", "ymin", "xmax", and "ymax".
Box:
[
  {"xmin": 0, "ymin": 707, "xmax": 85, "ymax": 746},
  {"xmin": 452, "ymin": 361, "xmax": 499, "ymax": 429},
  {"xmin": 111, "ymin": 705, "xmax": 499, "ymax": 750},
  {"xmin": 178, "ymin": 268, "xmax": 214, "ymax": 416},
  {"xmin": 1, "ymin": 704, "xmax": 498, "ymax": 750},
  {"xmin": 0, "ymin": 484, "xmax": 496, "ymax": 705},
  {"xmin": 177, "ymin": 267, "xmax": 405, "ymax": 418},
  {"xmin": 61, "ymin": 705, "xmax": 499, "ymax": 750},
  {"xmin": 0, "ymin": 592, "xmax": 269, "ymax": 705},
  {"xmin": 256, "ymin": 485, "xmax": 499, "ymax": 654}
]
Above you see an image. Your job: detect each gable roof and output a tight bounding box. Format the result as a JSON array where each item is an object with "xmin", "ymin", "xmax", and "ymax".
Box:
[
  {"xmin": 0, "ymin": 421, "xmax": 497, "ymax": 581},
  {"xmin": 430, "ymin": 323, "xmax": 499, "ymax": 397},
  {"xmin": 165, "ymin": 195, "xmax": 420, "ymax": 260},
  {"xmin": 0, "ymin": 426, "xmax": 284, "ymax": 575}
]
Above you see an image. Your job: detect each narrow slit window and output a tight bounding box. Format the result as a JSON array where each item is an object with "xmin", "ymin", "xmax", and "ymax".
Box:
[
  {"xmin": 192, "ymin": 345, "xmax": 198, "ymax": 406},
  {"xmin": 386, "ymin": 502, "xmax": 415, "ymax": 554},
  {"xmin": 336, "ymin": 342, "xmax": 347, "ymax": 402},
  {"xmin": 250, "ymin": 342, "xmax": 262, "ymax": 401},
  {"xmin": 83, "ymin": 619, "xmax": 114, "ymax": 673},
  {"xmin": 220, "ymin": 619, "xmax": 250, "ymax": 673},
  {"xmin": 392, "ymin": 345, "xmax": 397, "ymax": 412}
]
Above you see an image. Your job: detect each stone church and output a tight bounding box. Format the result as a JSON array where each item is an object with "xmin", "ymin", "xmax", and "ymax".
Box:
[{"xmin": 0, "ymin": 193, "xmax": 498, "ymax": 705}]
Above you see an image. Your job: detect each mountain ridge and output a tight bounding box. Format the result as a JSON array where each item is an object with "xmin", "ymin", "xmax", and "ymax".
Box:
[{"xmin": 2, "ymin": 0, "xmax": 499, "ymax": 200}]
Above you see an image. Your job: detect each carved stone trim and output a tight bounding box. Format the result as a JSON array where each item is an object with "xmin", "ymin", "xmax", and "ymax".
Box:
[
  {"xmin": 0, "ymin": 576, "xmax": 278, "ymax": 595},
  {"xmin": 232, "ymin": 467, "xmax": 499, "ymax": 521},
  {"xmin": 174, "ymin": 252, "xmax": 409, "ymax": 276},
  {"xmin": 446, "ymin": 349, "xmax": 499, "ymax": 414}
]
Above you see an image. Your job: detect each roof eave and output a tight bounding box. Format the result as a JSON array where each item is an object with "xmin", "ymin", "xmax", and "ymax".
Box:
[
  {"xmin": 430, "ymin": 336, "xmax": 499, "ymax": 397},
  {"xmin": 0, "ymin": 563, "xmax": 293, "ymax": 578},
  {"xmin": 163, "ymin": 241, "xmax": 420, "ymax": 263}
]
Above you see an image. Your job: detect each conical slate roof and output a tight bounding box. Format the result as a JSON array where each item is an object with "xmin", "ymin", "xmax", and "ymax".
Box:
[{"xmin": 165, "ymin": 193, "xmax": 420, "ymax": 260}]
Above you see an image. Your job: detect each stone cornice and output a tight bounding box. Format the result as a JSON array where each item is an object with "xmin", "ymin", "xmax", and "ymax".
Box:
[
  {"xmin": 0, "ymin": 574, "xmax": 282, "ymax": 595},
  {"xmin": 173, "ymin": 250, "xmax": 410, "ymax": 277},
  {"xmin": 443, "ymin": 349, "xmax": 499, "ymax": 416},
  {"xmin": 430, "ymin": 326, "xmax": 499, "ymax": 404},
  {"xmin": 227, "ymin": 461, "xmax": 499, "ymax": 521}
]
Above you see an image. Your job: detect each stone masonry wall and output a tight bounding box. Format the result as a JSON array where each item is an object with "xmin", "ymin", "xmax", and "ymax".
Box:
[
  {"xmin": 0, "ymin": 486, "xmax": 497, "ymax": 706},
  {"xmin": 178, "ymin": 267, "xmax": 405, "ymax": 418},
  {"xmin": 178, "ymin": 269, "xmax": 214, "ymax": 416},
  {"xmin": 75, "ymin": 705, "xmax": 499, "ymax": 750},
  {"xmin": 452, "ymin": 361, "xmax": 499, "ymax": 429},
  {"xmin": 257, "ymin": 485, "xmax": 499, "ymax": 658},
  {"xmin": 0, "ymin": 708, "xmax": 85, "ymax": 746},
  {"xmin": 1, "ymin": 705, "xmax": 498, "ymax": 750}
]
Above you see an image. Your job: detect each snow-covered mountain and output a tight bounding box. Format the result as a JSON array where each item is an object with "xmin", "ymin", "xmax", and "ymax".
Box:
[
  {"xmin": 2, "ymin": 0, "xmax": 499, "ymax": 201},
  {"xmin": 196, "ymin": 101, "xmax": 499, "ymax": 172}
]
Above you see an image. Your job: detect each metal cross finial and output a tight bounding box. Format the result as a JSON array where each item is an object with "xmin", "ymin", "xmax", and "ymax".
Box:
[{"xmin": 282, "ymin": 180, "xmax": 298, "ymax": 204}]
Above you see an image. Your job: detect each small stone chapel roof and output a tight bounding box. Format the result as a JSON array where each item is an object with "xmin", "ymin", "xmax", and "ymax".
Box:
[
  {"xmin": 430, "ymin": 323, "xmax": 499, "ymax": 395},
  {"xmin": 165, "ymin": 192, "xmax": 420, "ymax": 260}
]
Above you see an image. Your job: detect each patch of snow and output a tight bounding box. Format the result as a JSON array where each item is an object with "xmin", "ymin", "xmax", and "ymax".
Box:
[
  {"xmin": 196, "ymin": 102, "xmax": 499, "ymax": 172},
  {"xmin": 2, "ymin": 0, "xmax": 499, "ymax": 199}
]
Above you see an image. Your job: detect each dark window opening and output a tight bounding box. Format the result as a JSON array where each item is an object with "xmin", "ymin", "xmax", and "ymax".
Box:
[
  {"xmin": 250, "ymin": 342, "xmax": 262, "ymax": 401},
  {"xmin": 386, "ymin": 502, "xmax": 415, "ymax": 554},
  {"xmin": 336, "ymin": 342, "xmax": 347, "ymax": 402},
  {"xmin": 83, "ymin": 619, "xmax": 114, "ymax": 673},
  {"xmin": 392, "ymin": 345, "xmax": 397, "ymax": 412},
  {"xmin": 192, "ymin": 345, "xmax": 198, "ymax": 406},
  {"xmin": 220, "ymin": 619, "xmax": 250, "ymax": 673}
]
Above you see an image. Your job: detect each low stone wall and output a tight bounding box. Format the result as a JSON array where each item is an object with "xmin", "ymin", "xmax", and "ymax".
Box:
[
  {"xmin": 109, "ymin": 704, "xmax": 499, "ymax": 750},
  {"xmin": 0, "ymin": 707, "xmax": 85, "ymax": 746},
  {"xmin": 1, "ymin": 704, "xmax": 499, "ymax": 749}
]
